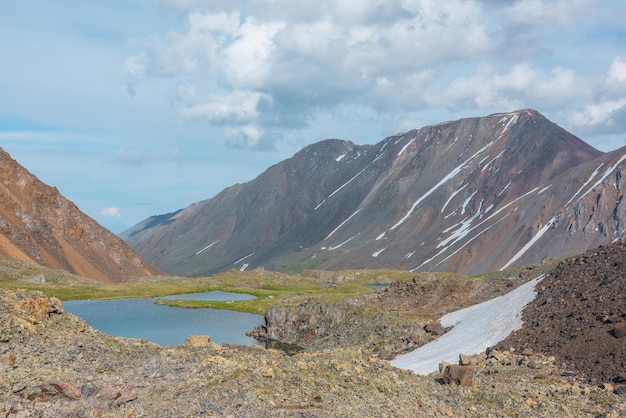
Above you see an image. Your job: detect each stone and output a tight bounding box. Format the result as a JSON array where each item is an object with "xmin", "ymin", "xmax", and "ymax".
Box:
[
  {"xmin": 184, "ymin": 335, "xmax": 211, "ymax": 347},
  {"xmin": 424, "ymin": 321, "xmax": 446, "ymax": 336},
  {"xmin": 48, "ymin": 297, "xmax": 63, "ymax": 314},
  {"xmin": 614, "ymin": 385, "xmax": 626, "ymax": 395},
  {"xmin": 117, "ymin": 392, "xmax": 138, "ymax": 406},
  {"xmin": 442, "ymin": 364, "xmax": 474, "ymax": 386},
  {"xmin": 57, "ymin": 381, "xmax": 82, "ymax": 399},
  {"xmin": 611, "ymin": 323, "xmax": 625, "ymax": 338},
  {"xmin": 97, "ymin": 386, "xmax": 121, "ymax": 401},
  {"xmin": 459, "ymin": 353, "xmax": 472, "ymax": 366},
  {"xmin": 11, "ymin": 383, "xmax": 26, "ymax": 393},
  {"xmin": 489, "ymin": 349, "xmax": 508, "ymax": 363},
  {"xmin": 601, "ymin": 383, "xmax": 614, "ymax": 392}
]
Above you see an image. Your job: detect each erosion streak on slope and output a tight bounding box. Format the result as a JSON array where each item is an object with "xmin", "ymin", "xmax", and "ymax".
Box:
[{"xmin": 391, "ymin": 275, "xmax": 543, "ymax": 375}]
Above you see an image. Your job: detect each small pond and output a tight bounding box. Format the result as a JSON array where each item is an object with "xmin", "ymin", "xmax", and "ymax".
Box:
[{"xmin": 63, "ymin": 291, "xmax": 263, "ymax": 346}]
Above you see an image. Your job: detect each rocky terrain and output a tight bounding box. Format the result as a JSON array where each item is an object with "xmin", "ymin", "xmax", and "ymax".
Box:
[
  {"xmin": 248, "ymin": 264, "xmax": 555, "ymax": 357},
  {"xmin": 499, "ymin": 241, "xmax": 626, "ymax": 386},
  {"xmin": 1, "ymin": 288, "xmax": 625, "ymax": 417},
  {"xmin": 0, "ymin": 147, "xmax": 161, "ymax": 283}
]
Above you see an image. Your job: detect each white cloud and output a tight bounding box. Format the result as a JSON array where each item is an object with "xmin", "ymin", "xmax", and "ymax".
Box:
[
  {"xmin": 123, "ymin": 0, "xmax": 626, "ymax": 149},
  {"xmin": 180, "ymin": 90, "xmax": 268, "ymax": 124},
  {"xmin": 505, "ymin": 0, "xmax": 596, "ymax": 27},
  {"xmin": 100, "ymin": 207, "xmax": 122, "ymax": 218},
  {"xmin": 605, "ymin": 55, "xmax": 626, "ymax": 96}
]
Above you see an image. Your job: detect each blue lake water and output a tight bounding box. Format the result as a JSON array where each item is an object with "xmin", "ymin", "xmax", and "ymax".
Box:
[{"xmin": 63, "ymin": 292, "xmax": 264, "ymax": 346}]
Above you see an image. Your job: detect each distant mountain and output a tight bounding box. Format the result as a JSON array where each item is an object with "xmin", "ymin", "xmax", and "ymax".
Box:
[
  {"xmin": 122, "ymin": 109, "xmax": 626, "ymax": 276},
  {"xmin": 0, "ymin": 147, "xmax": 161, "ymax": 282}
]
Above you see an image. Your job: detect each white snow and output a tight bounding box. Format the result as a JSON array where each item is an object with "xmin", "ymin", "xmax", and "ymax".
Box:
[
  {"xmin": 315, "ymin": 149, "xmax": 388, "ymax": 210},
  {"xmin": 538, "ymin": 184, "xmax": 551, "ymax": 194},
  {"xmin": 335, "ymin": 152, "xmax": 348, "ymax": 162},
  {"xmin": 385, "ymin": 139, "xmax": 496, "ymax": 234},
  {"xmin": 324, "ymin": 209, "xmax": 361, "ymax": 240},
  {"xmin": 234, "ymin": 252, "xmax": 255, "ymax": 265},
  {"xmin": 460, "ymin": 190, "xmax": 478, "ymax": 215},
  {"xmin": 372, "ymin": 247, "xmax": 386, "ymax": 257},
  {"xmin": 566, "ymin": 163, "xmax": 604, "ymax": 206},
  {"xmin": 328, "ymin": 234, "xmax": 357, "ymax": 250},
  {"xmin": 397, "ymin": 137, "xmax": 416, "ymax": 157},
  {"xmin": 497, "ymin": 113, "xmax": 520, "ymax": 138},
  {"xmin": 481, "ymin": 151, "xmax": 505, "ymax": 172},
  {"xmin": 239, "ymin": 263, "xmax": 249, "ymax": 271},
  {"xmin": 567, "ymin": 153, "xmax": 626, "ymax": 206},
  {"xmin": 195, "ymin": 240, "xmax": 219, "ymax": 256},
  {"xmin": 412, "ymin": 186, "xmax": 542, "ymax": 271},
  {"xmin": 497, "ymin": 181, "xmax": 512, "ymax": 196},
  {"xmin": 391, "ymin": 275, "xmax": 544, "ymax": 375},
  {"xmin": 500, "ymin": 216, "xmax": 557, "ymax": 270},
  {"xmin": 441, "ymin": 183, "xmax": 467, "ymax": 214}
]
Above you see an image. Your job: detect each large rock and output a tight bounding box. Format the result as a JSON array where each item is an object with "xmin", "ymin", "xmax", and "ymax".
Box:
[{"xmin": 442, "ymin": 364, "xmax": 475, "ymax": 386}]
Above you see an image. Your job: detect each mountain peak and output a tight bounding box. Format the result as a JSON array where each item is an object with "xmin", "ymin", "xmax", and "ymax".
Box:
[{"xmin": 123, "ymin": 110, "xmax": 620, "ymax": 277}]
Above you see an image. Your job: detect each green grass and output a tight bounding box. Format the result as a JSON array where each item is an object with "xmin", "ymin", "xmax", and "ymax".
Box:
[
  {"xmin": 3, "ymin": 256, "xmax": 525, "ymax": 316},
  {"xmin": 0, "ymin": 258, "xmax": 417, "ymax": 314}
]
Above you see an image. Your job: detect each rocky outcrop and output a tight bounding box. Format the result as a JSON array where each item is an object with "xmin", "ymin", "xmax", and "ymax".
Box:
[{"xmin": 0, "ymin": 147, "xmax": 161, "ymax": 282}]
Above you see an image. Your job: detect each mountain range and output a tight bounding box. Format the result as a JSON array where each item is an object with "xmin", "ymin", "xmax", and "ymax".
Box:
[
  {"xmin": 121, "ymin": 109, "xmax": 626, "ymax": 276},
  {"xmin": 0, "ymin": 147, "xmax": 161, "ymax": 282}
]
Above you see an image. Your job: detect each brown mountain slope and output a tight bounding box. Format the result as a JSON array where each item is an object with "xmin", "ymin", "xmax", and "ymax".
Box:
[
  {"xmin": 124, "ymin": 109, "xmax": 623, "ymax": 277},
  {"xmin": 0, "ymin": 147, "xmax": 161, "ymax": 282}
]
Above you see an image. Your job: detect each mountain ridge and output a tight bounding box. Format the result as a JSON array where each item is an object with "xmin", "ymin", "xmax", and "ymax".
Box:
[
  {"xmin": 0, "ymin": 147, "xmax": 161, "ymax": 282},
  {"xmin": 122, "ymin": 109, "xmax": 626, "ymax": 276}
]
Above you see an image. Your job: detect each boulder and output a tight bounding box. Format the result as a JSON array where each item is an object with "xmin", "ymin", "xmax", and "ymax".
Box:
[
  {"xmin": 442, "ymin": 364, "xmax": 475, "ymax": 386},
  {"xmin": 184, "ymin": 335, "xmax": 211, "ymax": 347}
]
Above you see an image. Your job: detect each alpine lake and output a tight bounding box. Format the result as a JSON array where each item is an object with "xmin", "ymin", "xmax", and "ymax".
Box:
[{"xmin": 63, "ymin": 291, "xmax": 264, "ymax": 346}]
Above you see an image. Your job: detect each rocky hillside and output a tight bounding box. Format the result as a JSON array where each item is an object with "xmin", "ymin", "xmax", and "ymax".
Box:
[
  {"xmin": 499, "ymin": 240, "xmax": 626, "ymax": 385},
  {"xmin": 123, "ymin": 109, "xmax": 626, "ymax": 277},
  {"xmin": 0, "ymin": 147, "xmax": 161, "ymax": 282}
]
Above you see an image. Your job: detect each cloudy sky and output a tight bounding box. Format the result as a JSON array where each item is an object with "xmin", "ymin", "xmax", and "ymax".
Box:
[{"xmin": 1, "ymin": 0, "xmax": 625, "ymax": 233}]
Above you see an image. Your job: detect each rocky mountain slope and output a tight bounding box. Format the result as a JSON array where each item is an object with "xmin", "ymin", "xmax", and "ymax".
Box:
[
  {"xmin": 0, "ymin": 147, "xmax": 161, "ymax": 282},
  {"xmin": 123, "ymin": 109, "xmax": 626, "ymax": 277},
  {"xmin": 499, "ymin": 240, "xmax": 626, "ymax": 385}
]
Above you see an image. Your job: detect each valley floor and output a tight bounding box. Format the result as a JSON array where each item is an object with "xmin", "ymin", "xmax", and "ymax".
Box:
[{"xmin": 1, "ymin": 287, "xmax": 625, "ymax": 417}]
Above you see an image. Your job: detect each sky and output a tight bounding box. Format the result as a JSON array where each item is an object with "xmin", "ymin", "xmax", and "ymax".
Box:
[{"xmin": 1, "ymin": 0, "xmax": 625, "ymax": 233}]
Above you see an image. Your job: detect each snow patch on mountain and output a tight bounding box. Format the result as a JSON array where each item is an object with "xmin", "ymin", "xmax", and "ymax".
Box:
[
  {"xmin": 195, "ymin": 241, "xmax": 219, "ymax": 256},
  {"xmin": 391, "ymin": 275, "xmax": 544, "ymax": 375}
]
